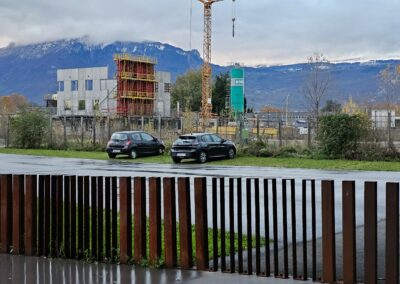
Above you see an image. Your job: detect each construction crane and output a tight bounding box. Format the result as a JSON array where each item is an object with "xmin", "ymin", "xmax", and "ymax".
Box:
[
  {"xmin": 198, "ymin": 0, "xmax": 220, "ymax": 130},
  {"xmin": 197, "ymin": 0, "xmax": 236, "ymax": 130}
]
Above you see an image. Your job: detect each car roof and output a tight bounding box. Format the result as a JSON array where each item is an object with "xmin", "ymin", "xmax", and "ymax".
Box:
[
  {"xmin": 180, "ymin": 132, "xmax": 213, "ymax": 137},
  {"xmin": 113, "ymin": 131, "xmax": 143, "ymax": 134}
]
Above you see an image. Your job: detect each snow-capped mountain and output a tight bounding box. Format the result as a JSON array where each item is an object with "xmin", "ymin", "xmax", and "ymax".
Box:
[{"xmin": 0, "ymin": 38, "xmax": 398, "ymax": 109}]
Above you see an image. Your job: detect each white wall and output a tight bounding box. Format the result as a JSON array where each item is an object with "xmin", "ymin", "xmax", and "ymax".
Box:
[{"xmin": 56, "ymin": 67, "xmax": 116, "ymax": 116}]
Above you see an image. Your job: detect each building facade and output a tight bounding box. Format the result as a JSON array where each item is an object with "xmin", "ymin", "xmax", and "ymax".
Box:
[
  {"xmin": 55, "ymin": 66, "xmax": 171, "ymax": 117},
  {"xmin": 155, "ymin": 71, "xmax": 171, "ymax": 117}
]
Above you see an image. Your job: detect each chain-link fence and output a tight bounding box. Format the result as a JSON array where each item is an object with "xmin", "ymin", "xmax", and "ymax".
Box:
[
  {"xmin": 0, "ymin": 115, "xmax": 11, "ymax": 148},
  {"xmin": 2, "ymin": 111, "xmax": 400, "ymax": 152}
]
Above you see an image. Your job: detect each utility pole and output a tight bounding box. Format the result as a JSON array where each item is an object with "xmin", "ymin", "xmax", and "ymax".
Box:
[{"xmin": 285, "ymin": 94, "xmax": 290, "ymax": 127}]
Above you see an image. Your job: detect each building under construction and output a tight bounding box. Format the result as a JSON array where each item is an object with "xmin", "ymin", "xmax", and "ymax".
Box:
[{"xmin": 114, "ymin": 54, "xmax": 157, "ymax": 116}]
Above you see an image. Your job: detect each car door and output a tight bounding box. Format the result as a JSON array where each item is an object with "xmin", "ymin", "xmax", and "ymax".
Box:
[
  {"xmin": 201, "ymin": 134, "xmax": 217, "ymax": 157},
  {"xmin": 140, "ymin": 132, "xmax": 157, "ymax": 154},
  {"xmin": 131, "ymin": 133, "xmax": 143, "ymax": 154},
  {"xmin": 210, "ymin": 134, "xmax": 227, "ymax": 157}
]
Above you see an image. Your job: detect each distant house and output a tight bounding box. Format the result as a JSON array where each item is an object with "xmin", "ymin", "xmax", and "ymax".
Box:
[{"xmin": 371, "ymin": 109, "xmax": 396, "ymax": 128}]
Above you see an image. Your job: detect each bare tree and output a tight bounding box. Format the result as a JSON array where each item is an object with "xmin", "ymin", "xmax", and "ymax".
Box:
[
  {"xmin": 379, "ymin": 64, "xmax": 400, "ymax": 109},
  {"xmin": 302, "ymin": 53, "xmax": 330, "ymax": 130},
  {"xmin": 379, "ymin": 64, "xmax": 400, "ymax": 151}
]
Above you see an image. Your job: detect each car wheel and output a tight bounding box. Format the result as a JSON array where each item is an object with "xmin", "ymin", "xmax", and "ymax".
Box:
[
  {"xmin": 227, "ymin": 148, "xmax": 235, "ymax": 159},
  {"xmin": 108, "ymin": 153, "xmax": 116, "ymax": 159},
  {"xmin": 130, "ymin": 149, "xmax": 138, "ymax": 159},
  {"xmin": 172, "ymin": 157, "xmax": 182, "ymax": 163},
  {"xmin": 158, "ymin": 147, "xmax": 165, "ymax": 155},
  {"xmin": 197, "ymin": 151, "xmax": 207, "ymax": 163}
]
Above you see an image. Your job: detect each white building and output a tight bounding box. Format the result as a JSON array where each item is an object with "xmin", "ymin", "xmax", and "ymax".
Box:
[
  {"xmin": 155, "ymin": 71, "xmax": 171, "ymax": 117},
  {"xmin": 56, "ymin": 66, "xmax": 171, "ymax": 117},
  {"xmin": 371, "ymin": 109, "xmax": 396, "ymax": 128}
]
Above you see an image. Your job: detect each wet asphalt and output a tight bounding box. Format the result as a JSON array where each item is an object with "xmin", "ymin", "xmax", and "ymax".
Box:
[{"xmin": 0, "ymin": 254, "xmax": 307, "ymax": 284}]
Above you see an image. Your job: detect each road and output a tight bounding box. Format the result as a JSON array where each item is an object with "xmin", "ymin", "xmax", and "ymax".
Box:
[{"xmin": 2, "ymin": 153, "xmax": 399, "ymax": 180}]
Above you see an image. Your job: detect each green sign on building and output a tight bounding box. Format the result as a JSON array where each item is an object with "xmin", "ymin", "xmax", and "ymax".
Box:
[{"xmin": 230, "ymin": 68, "xmax": 244, "ymax": 113}]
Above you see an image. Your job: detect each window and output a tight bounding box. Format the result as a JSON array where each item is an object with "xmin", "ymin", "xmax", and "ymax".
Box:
[
  {"xmin": 211, "ymin": 134, "xmax": 222, "ymax": 143},
  {"xmin": 64, "ymin": 100, "xmax": 72, "ymax": 111},
  {"xmin": 164, "ymin": 83, "xmax": 170, "ymax": 93},
  {"xmin": 71, "ymin": 80, "xmax": 78, "ymax": 91},
  {"xmin": 93, "ymin": 99, "xmax": 99, "ymax": 111},
  {"xmin": 111, "ymin": 133, "xmax": 127, "ymax": 141},
  {"xmin": 78, "ymin": 100, "xmax": 85, "ymax": 111},
  {"xmin": 155, "ymin": 82, "xmax": 159, "ymax": 93},
  {"xmin": 85, "ymin": 80, "xmax": 93, "ymax": 91},
  {"xmin": 141, "ymin": 133, "xmax": 154, "ymax": 142},
  {"xmin": 131, "ymin": 133, "xmax": 141, "ymax": 141},
  {"xmin": 58, "ymin": 81, "xmax": 64, "ymax": 92},
  {"xmin": 201, "ymin": 135, "xmax": 212, "ymax": 142}
]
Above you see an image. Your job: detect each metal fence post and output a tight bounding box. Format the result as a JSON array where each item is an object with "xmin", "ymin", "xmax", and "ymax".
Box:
[
  {"xmin": 134, "ymin": 176, "xmax": 146, "ymax": 263},
  {"xmin": 194, "ymin": 177, "xmax": 209, "ymax": 270},
  {"xmin": 343, "ymin": 181, "xmax": 356, "ymax": 283},
  {"xmin": 149, "ymin": 177, "xmax": 162, "ymax": 264},
  {"xmin": 178, "ymin": 177, "xmax": 192, "ymax": 269},
  {"xmin": 120, "ymin": 176, "xmax": 132, "ymax": 264},
  {"xmin": 386, "ymin": 182, "xmax": 399, "ymax": 283},
  {"xmin": 163, "ymin": 177, "xmax": 177, "ymax": 268},
  {"xmin": 321, "ymin": 180, "xmax": 336, "ymax": 283}
]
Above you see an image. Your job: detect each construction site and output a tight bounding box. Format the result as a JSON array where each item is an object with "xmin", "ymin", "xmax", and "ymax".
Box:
[{"xmin": 114, "ymin": 54, "xmax": 157, "ymax": 116}]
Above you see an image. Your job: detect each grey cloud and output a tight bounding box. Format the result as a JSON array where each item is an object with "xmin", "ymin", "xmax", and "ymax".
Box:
[{"xmin": 0, "ymin": 0, "xmax": 399, "ymax": 65}]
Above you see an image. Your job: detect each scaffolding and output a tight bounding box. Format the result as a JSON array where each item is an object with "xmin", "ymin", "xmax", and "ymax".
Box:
[{"xmin": 114, "ymin": 53, "xmax": 157, "ymax": 116}]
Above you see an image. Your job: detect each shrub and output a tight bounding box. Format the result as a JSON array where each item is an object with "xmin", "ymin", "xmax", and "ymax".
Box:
[
  {"xmin": 10, "ymin": 108, "xmax": 49, "ymax": 148},
  {"xmin": 273, "ymin": 145, "xmax": 299, "ymax": 157},
  {"xmin": 237, "ymin": 140, "xmax": 267, "ymax": 157},
  {"xmin": 317, "ymin": 113, "xmax": 372, "ymax": 159},
  {"xmin": 355, "ymin": 143, "xmax": 400, "ymax": 161}
]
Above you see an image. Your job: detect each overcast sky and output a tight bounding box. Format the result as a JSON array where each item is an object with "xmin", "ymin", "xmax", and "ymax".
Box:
[{"xmin": 1, "ymin": 0, "xmax": 400, "ymax": 66}]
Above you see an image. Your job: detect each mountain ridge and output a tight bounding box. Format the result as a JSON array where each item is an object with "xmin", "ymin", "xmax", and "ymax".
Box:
[{"xmin": 0, "ymin": 38, "xmax": 398, "ymax": 110}]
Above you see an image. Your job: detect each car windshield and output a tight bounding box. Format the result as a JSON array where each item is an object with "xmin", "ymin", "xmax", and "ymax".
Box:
[
  {"xmin": 111, "ymin": 133, "xmax": 128, "ymax": 141},
  {"xmin": 175, "ymin": 136, "xmax": 196, "ymax": 144},
  {"xmin": 179, "ymin": 136, "xmax": 196, "ymax": 140}
]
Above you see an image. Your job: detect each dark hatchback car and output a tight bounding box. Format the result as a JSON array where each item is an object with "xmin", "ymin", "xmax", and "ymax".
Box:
[
  {"xmin": 106, "ymin": 131, "xmax": 165, "ymax": 159},
  {"xmin": 171, "ymin": 133, "xmax": 236, "ymax": 163}
]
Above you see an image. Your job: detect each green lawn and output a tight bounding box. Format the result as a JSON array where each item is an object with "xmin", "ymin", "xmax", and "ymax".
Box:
[{"xmin": 0, "ymin": 147, "xmax": 399, "ymax": 171}]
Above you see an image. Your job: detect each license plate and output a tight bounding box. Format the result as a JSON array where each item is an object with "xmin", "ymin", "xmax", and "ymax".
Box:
[
  {"xmin": 177, "ymin": 153, "xmax": 186, "ymax": 157},
  {"xmin": 112, "ymin": 150, "xmax": 121, "ymax": 153}
]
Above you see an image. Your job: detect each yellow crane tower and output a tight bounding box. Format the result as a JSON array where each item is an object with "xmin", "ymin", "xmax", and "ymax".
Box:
[
  {"xmin": 198, "ymin": 0, "xmax": 236, "ymax": 130},
  {"xmin": 198, "ymin": 0, "xmax": 222, "ymax": 130}
]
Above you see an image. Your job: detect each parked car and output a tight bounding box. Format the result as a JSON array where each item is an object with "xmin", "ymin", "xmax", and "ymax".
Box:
[
  {"xmin": 170, "ymin": 133, "xmax": 236, "ymax": 163},
  {"xmin": 106, "ymin": 131, "xmax": 165, "ymax": 159}
]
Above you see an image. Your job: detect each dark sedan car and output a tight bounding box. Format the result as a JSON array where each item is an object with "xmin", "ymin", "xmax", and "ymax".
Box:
[
  {"xmin": 170, "ymin": 133, "xmax": 236, "ymax": 163},
  {"xmin": 106, "ymin": 131, "xmax": 165, "ymax": 159}
]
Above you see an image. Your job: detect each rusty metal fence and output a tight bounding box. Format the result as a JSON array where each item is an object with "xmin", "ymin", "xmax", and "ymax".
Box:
[{"xmin": 0, "ymin": 174, "xmax": 398, "ymax": 283}]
